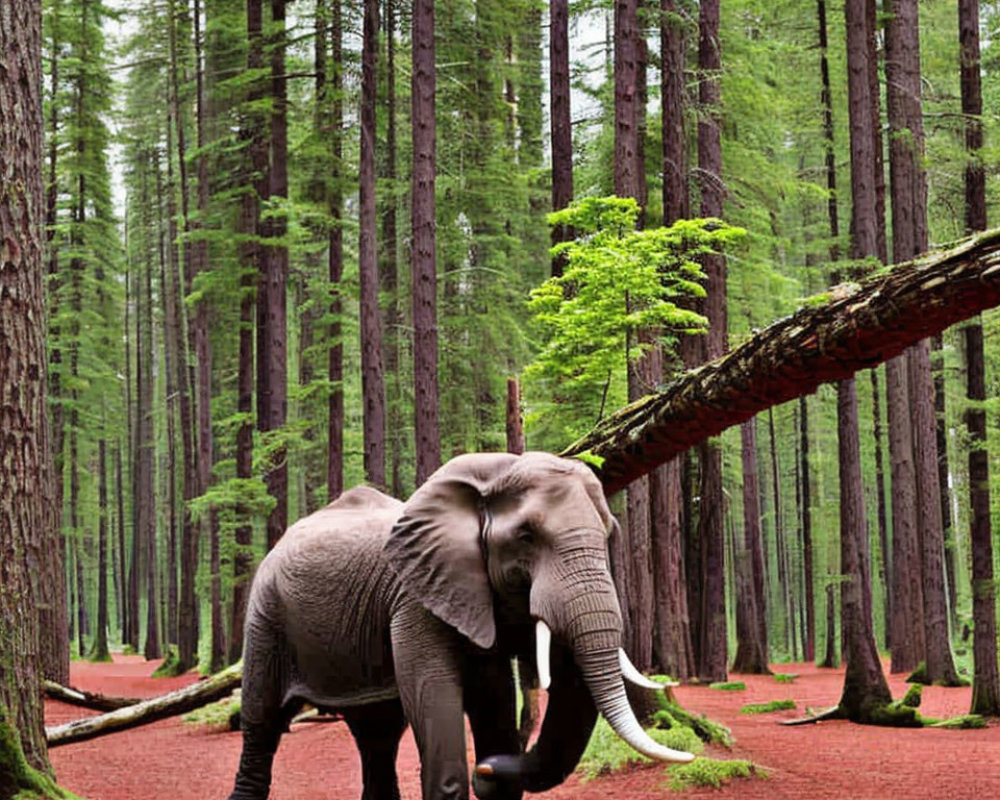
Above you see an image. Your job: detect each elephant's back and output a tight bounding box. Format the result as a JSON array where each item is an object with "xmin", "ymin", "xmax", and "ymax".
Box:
[{"xmin": 250, "ymin": 499, "xmax": 401, "ymax": 708}]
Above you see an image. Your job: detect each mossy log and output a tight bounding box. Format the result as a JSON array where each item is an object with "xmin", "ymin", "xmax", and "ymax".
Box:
[
  {"xmin": 43, "ymin": 681, "xmax": 141, "ymax": 713},
  {"xmin": 562, "ymin": 229, "xmax": 1000, "ymax": 492},
  {"xmin": 45, "ymin": 662, "xmax": 242, "ymax": 748}
]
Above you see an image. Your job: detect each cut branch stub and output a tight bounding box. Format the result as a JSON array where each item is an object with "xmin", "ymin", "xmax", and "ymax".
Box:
[{"xmin": 562, "ymin": 228, "xmax": 1000, "ymax": 494}]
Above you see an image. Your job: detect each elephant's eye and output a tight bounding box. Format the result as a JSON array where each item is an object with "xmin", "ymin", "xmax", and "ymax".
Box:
[{"xmin": 517, "ymin": 527, "xmax": 535, "ymax": 545}]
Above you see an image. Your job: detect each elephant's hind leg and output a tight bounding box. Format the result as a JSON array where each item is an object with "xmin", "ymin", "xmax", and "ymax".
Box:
[
  {"xmin": 227, "ymin": 614, "xmax": 293, "ymax": 800},
  {"xmin": 344, "ymin": 699, "xmax": 408, "ymax": 800}
]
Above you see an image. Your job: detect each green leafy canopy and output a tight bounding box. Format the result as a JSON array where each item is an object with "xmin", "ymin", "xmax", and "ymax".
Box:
[{"xmin": 524, "ymin": 196, "xmax": 745, "ymax": 446}]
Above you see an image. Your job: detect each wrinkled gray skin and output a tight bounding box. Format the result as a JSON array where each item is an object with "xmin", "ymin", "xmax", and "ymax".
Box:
[{"xmin": 225, "ymin": 452, "xmax": 638, "ymax": 800}]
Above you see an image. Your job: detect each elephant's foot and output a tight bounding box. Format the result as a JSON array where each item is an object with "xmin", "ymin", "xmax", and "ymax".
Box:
[{"xmin": 226, "ymin": 725, "xmax": 282, "ymax": 800}]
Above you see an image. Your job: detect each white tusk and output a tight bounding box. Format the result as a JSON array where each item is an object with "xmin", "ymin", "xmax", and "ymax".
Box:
[
  {"xmin": 618, "ymin": 649, "xmax": 678, "ymax": 690},
  {"xmin": 536, "ymin": 620, "xmax": 552, "ymax": 690}
]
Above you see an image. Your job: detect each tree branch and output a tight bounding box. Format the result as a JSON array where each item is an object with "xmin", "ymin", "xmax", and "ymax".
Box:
[{"xmin": 562, "ymin": 228, "xmax": 1000, "ymax": 494}]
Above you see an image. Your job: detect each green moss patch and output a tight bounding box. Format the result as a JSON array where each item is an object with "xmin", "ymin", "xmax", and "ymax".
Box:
[
  {"xmin": 667, "ymin": 757, "xmax": 763, "ymax": 790},
  {"xmin": 709, "ymin": 681, "xmax": 746, "ymax": 691},
  {"xmin": 0, "ymin": 718, "xmax": 81, "ymax": 800},
  {"xmin": 577, "ymin": 717, "xmax": 704, "ymax": 781},
  {"xmin": 740, "ymin": 699, "xmax": 796, "ymax": 715},
  {"xmin": 152, "ymin": 646, "xmax": 182, "ymax": 678},
  {"xmin": 182, "ymin": 695, "xmax": 240, "ymax": 731},
  {"xmin": 899, "ymin": 684, "xmax": 922, "ymax": 708},
  {"xmin": 926, "ymin": 714, "xmax": 987, "ymax": 730},
  {"xmin": 773, "ymin": 673, "xmax": 798, "ymax": 683}
]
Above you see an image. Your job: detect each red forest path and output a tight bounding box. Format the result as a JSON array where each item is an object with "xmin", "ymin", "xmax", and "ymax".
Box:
[{"xmin": 47, "ymin": 655, "xmax": 1000, "ymax": 800}]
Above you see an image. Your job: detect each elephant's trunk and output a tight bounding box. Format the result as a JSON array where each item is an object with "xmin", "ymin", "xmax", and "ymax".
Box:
[{"xmin": 532, "ymin": 536, "xmax": 694, "ymax": 764}]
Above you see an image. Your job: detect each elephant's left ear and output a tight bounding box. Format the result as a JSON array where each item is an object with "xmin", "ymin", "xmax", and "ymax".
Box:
[{"xmin": 384, "ymin": 453, "xmax": 520, "ymax": 650}]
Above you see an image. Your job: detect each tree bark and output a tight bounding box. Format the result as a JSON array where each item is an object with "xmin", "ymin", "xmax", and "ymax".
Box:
[
  {"xmin": 731, "ymin": 418, "xmax": 769, "ymax": 673},
  {"xmin": 258, "ymin": 0, "xmax": 289, "ymax": 551},
  {"xmin": 693, "ymin": 0, "xmax": 728, "ymax": 683},
  {"xmin": 550, "ymin": 0, "xmax": 573, "ymax": 276},
  {"xmin": 360, "ymin": 0, "xmax": 387, "ymax": 488},
  {"xmin": 171, "ymin": 0, "xmax": 200, "ymax": 675},
  {"xmin": 661, "ymin": 0, "xmax": 688, "ymax": 224},
  {"xmin": 381, "ymin": 0, "xmax": 403, "ymax": 497},
  {"xmin": 836, "ymin": 380, "xmax": 892, "ymax": 720},
  {"xmin": 869, "ymin": 369, "xmax": 890, "ymax": 651},
  {"xmin": 799, "ymin": 396, "xmax": 815, "ymax": 662},
  {"xmin": 0, "ymin": 0, "xmax": 56, "ymax": 773},
  {"xmin": 138, "ymin": 165, "xmax": 160, "ymax": 659},
  {"xmin": 40, "ymin": 0, "xmax": 70, "ymax": 688},
  {"xmin": 885, "ymin": 0, "xmax": 958, "ymax": 685},
  {"xmin": 411, "ymin": 0, "xmax": 440, "ymax": 486},
  {"xmin": 327, "ymin": 0, "xmax": 345, "ymax": 500},
  {"xmin": 959, "ymin": 0, "xmax": 1000, "ymax": 717}
]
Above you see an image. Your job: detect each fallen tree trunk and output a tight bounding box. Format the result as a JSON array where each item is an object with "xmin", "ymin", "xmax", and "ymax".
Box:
[
  {"xmin": 45, "ymin": 662, "xmax": 242, "ymax": 748},
  {"xmin": 563, "ymin": 228, "xmax": 1000, "ymax": 493},
  {"xmin": 43, "ymin": 680, "xmax": 141, "ymax": 712}
]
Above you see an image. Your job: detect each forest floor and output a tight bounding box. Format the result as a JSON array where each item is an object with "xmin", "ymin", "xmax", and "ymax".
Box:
[{"xmin": 46, "ymin": 654, "xmax": 1000, "ymax": 800}]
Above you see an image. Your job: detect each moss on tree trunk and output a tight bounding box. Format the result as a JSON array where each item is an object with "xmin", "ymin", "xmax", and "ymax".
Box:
[{"xmin": 0, "ymin": 713, "xmax": 79, "ymax": 800}]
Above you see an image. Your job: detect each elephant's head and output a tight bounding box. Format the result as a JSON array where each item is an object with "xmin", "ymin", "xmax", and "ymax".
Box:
[{"xmin": 384, "ymin": 451, "xmax": 693, "ymax": 766}]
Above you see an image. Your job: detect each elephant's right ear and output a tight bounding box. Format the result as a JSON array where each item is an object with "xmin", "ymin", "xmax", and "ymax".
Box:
[{"xmin": 384, "ymin": 453, "xmax": 519, "ymax": 650}]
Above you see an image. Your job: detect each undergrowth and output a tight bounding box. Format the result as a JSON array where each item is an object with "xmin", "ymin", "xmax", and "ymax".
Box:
[
  {"xmin": 182, "ymin": 695, "xmax": 240, "ymax": 730},
  {"xmin": 577, "ymin": 717, "xmax": 703, "ymax": 780},
  {"xmin": 667, "ymin": 757, "xmax": 763, "ymax": 790},
  {"xmin": 740, "ymin": 699, "xmax": 796, "ymax": 715},
  {"xmin": 709, "ymin": 681, "xmax": 746, "ymax": 691}
]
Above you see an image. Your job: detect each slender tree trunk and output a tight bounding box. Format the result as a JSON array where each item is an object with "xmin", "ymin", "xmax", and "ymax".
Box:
[
  {"xmin": 380, "ymin": 0, "xmax": 403, "ymax": 497},
  {"xmin": 172, "ymin": 0, "xmax": 200, "ymax": 673},
  {"xmin": 549, "ymin": 0, "xmax": 572, "ymax": 275},
  {"xmin": 959, "ymin": 0, "xmax": 1000, "ymax": 717},
  {"xmin": 139, "ymin": 167, "xmax": 160, "ymax": 659},
  {"xmin": 91, "ymin": 439, "xmax": 111, "ymax": 661},
  {"xmin": 661, "ymin": 0, "xmax": 688, "ymax": 223},
  {"xmin": 255, "ymin": 0, "xmax": 288, "ymax": 552},
  {"xmin": 695, "ymin": 0, "xmax": 728, "ymax": 683},
  {"xmin": 932, "ymin": 335, "xmax": 956, "ymax": 625},
  {"xmin": 837, "ymin": 379, "xmax": 892, "ymax": 718},
  {"xmin": 653, "ymin": 0, "xmax": 695, "ymax": 680},
  {"xmin": 870, "ymin": 369, "xmax": 890, "ymax": 650},
  {"xmin": 614, "ymin": 0, "xmax": 642, "ymax": 204},
  {"xmin": 327, "ymin": 0, "xmax": 345, "ymax": 500},
  {"xmin": 838, "ymin": 0, "xmax": 892, "ymax": 717},
  {"xmin": 885, "ymin": 0, "xmax": 958, "ymax": 685},
  {"xmin": 158, "ymin": 129, "xmax": 180, "ymax": 649},
  {"xmin": 768, "ymin": 408, "xmax": 797, "ymax": 658},
  {"xmin": 732, "ymin": 419, "xmax": 769, "ymax": 673},
  {"xmin": 115, "ymin": 442, "xmax": 126, "ymax": 639},
  {"xmin": 411, "ymin": 0, "xmax": 439, "ymax": 487},
  {"xmin": 613, "ymin": 0, "xmax": 654, "ymax": 670},
  {"xmin": 799, "ymin": 396, "xmax": 816, "ymax": 662},
  {"xmin": 360, "ymin": 0, "xmax": 387, "ymax": 488}
]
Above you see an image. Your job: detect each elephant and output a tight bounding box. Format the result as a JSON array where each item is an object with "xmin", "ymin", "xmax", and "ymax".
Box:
[{"xmin": 225, "ymin": 451, "xmax": 693, "ymax": 800}]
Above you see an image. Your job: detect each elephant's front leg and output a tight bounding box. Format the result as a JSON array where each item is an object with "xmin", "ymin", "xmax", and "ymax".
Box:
[
  {"xmin": 463, "ymin": 654, "xmax": 521, "ymax": 800},
  {"xmin": 391, "ymin": 602, "xmax": 471, "ymax": 800}
]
